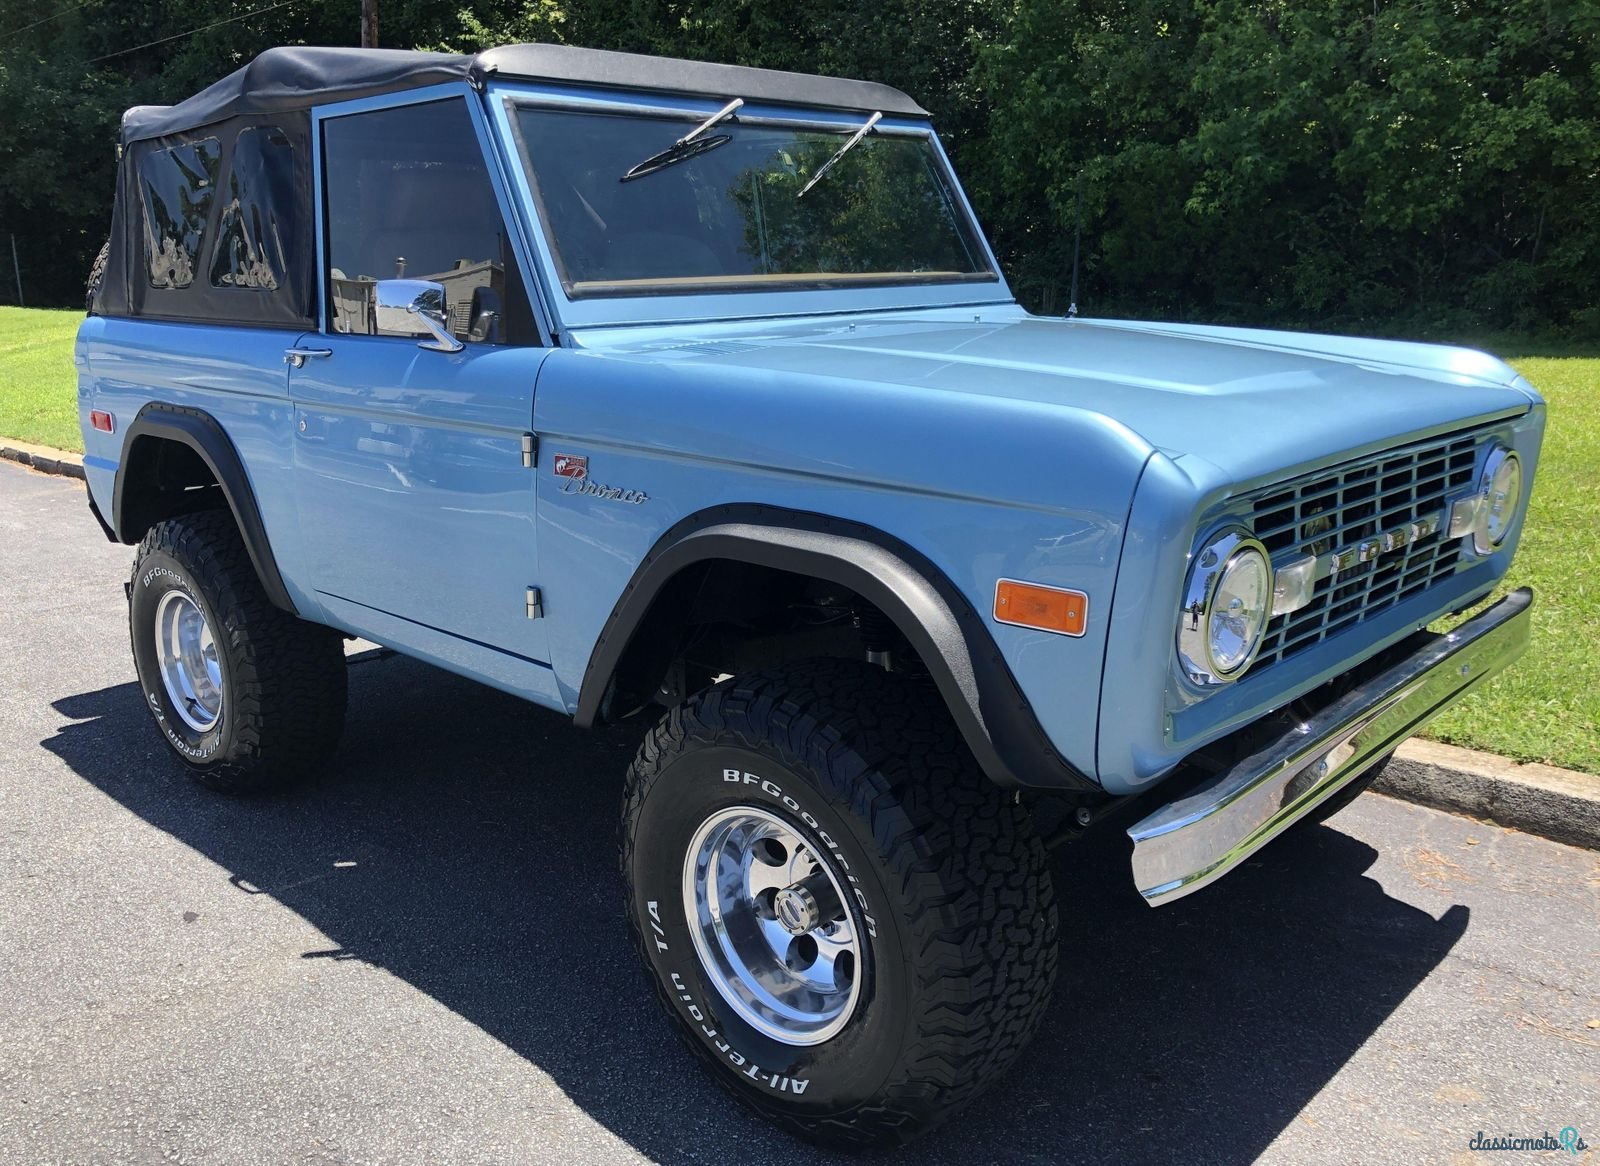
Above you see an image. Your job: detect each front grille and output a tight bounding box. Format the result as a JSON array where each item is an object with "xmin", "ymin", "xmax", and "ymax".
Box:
[{"xmin": 1249, "ymin": 428, "xmax": 1484, "ymax": 669}]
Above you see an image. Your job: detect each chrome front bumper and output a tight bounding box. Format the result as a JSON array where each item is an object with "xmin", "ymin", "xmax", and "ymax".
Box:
[{"xmin": 1128, "ymin": 588, "xmax": 1533, "ymax": 907}]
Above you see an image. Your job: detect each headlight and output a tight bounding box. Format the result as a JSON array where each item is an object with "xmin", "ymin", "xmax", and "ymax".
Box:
[
  {"xmin": 1475, "ymin": 446, "xmax": 1523, "ymax": 554},
  {"xmin": 1178, "ymin": 529, "xmax": 1273, "ymax": 685}
]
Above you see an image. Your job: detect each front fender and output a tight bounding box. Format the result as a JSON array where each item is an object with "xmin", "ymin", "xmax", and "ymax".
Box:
[
  {"xmin": 533, "ymin": 345, "xmax": 1157, "ymax": 784},
  {"xmin": 576, "ymin": 505, "xmax": 1099, "ymax": 791}
]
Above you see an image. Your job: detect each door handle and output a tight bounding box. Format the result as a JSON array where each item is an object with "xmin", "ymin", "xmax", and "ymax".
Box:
[{"xmin": 284, "ymin": 347, "xmax": 333, "ymax": 368}]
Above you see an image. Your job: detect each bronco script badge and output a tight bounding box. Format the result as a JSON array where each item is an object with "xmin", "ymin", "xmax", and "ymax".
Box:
[{"xmin": 552, "ymin": 453, "xmax": 648, "ymax": 505}]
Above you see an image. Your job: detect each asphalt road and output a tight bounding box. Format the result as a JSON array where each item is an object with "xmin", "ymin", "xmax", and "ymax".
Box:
[{"xmin": 2, "ymin": 459, "xmax": 1596, "ymax": 1166}]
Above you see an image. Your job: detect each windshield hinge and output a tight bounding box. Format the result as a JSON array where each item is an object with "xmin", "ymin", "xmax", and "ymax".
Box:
[
  {"xmin": 522, "ymin": 432, "xmax": 538, "ymax": 468},
  {"xmin": 526, "ymin": 586, "xmax": 544, "ymax": 620}
]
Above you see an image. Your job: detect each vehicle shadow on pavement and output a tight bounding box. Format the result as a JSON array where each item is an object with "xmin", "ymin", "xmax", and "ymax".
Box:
[{"xmin": 44, "ymin": 653, "xmax": 1469, "ymax": 1166}]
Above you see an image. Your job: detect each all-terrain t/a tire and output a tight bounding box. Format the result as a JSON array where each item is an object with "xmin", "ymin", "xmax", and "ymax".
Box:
[
  {"xmin": 129, "ymin": 511, "xmax": 347, "ymax": 793},
  {"xmin": 621, "ymin": 659, "xmax": 1058, "ymax": 1149}
]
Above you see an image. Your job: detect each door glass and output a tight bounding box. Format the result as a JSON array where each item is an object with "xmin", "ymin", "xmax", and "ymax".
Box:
[{"xmin": 321, "ymin": 98, "xmax": 535, "ymax": 344}]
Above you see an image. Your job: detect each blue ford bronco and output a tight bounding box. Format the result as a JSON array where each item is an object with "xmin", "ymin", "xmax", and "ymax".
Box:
[{"xmin": 78, "ymin": 44, "xmax": 1542, "ymax": 1147}]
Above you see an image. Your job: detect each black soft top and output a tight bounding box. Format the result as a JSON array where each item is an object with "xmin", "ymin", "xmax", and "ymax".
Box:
[{"xmin": 121, "ymin": 43, "xmax": 929, "ymax": 144}]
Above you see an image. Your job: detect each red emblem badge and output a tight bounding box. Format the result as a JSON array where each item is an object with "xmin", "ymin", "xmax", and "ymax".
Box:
[{"xmin": 553, "ymin": 454, "xmax": 588, "ymax": 479}]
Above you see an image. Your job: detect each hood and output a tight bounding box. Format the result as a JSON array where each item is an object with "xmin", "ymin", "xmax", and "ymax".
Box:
[{"xmin": 584, "ymin": 309, "xmax": 1536, "ymax": 489}]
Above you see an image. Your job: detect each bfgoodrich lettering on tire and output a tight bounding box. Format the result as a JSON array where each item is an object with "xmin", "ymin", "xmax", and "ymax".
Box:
[
  {"xmin": 129, "ymin": 511, "xmax": 347, "ymax": 793},
  {"xmin": 621, "ymin": 659, "xmax": 1058, "ymax": 1148}
]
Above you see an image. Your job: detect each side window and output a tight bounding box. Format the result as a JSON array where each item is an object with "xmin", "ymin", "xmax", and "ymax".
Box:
[
  {"xmin": 210, "ymin": 126, "xmax": 296, "ymax": 291},
  {"xmin": 321, "ymin": 98, "xmax": 535, "ymax": 345},
  {"xmin": 138, "ymin": 137, "xmax": 221, "ymax": 289}
]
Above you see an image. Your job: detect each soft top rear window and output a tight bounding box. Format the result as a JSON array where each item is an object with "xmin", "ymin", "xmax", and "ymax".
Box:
[
  {"xmin": 138, "ymin": 137, "xmax": 220, "ymax": 290},
  {"xmin": 111, "ymin": 118, "xmax": 313, "ymax": 327},
  {"xmin": 210, "ymin": 126, "xmax": 297, "ymax": 291},
  {"xmin": 514, "ymin": 107, "xmax": 995, "ymax": 298}
]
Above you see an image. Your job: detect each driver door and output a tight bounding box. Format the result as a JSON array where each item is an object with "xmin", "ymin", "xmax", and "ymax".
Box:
[{"xmin": 288, "ymin": 92, "xmax": 558, "ymax": 702}]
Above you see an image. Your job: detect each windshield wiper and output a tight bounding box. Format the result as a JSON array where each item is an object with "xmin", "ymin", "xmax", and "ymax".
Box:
[
  {"xmin": 620, "ymin": 97, "xmax": 744, "ymax": 183},
  {"xmin": 797, "ymin": 111, "xmax": 882, "ymax": 198}
]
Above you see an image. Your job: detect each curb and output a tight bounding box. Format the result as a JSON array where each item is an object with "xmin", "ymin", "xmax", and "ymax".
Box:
[
  {"xmin": 0, "ymin": 439, "xmax": 85, "ymax": 481},
  {"xmin": 1377, "ymin": 739, "xmax": 1600, "ymax": 850}
]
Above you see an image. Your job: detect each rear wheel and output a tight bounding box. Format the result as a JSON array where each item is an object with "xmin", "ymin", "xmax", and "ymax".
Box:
[
  {"xmin": 621, "ymin": 660, "xmax": 1058, "ymax": 1148},
  {"xmin": 130, "ymin": 511, "xmax": 347, "ymax": 792}
]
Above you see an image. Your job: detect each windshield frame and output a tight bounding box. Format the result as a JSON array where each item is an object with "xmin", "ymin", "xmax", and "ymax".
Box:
[{"xmin": 485, "ymin": 80, "xmax": 1013, "ymax": 330}]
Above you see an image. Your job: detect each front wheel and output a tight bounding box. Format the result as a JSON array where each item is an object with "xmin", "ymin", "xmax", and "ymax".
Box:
[{"xmin": 621, "ymin": 660, "xmax": 1058, "ymax": 1149}]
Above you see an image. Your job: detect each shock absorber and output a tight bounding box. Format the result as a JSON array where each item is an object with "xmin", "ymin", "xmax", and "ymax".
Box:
[{"xmin": 855, "ymin": 605, "xmax": 894, "ymax": 671}]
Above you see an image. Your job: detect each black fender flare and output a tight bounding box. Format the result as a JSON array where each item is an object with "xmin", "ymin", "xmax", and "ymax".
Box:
[
  {"xmin": 114, "ymin": 403, "xmax": 298, "ymax": 615},
  {"xmin": 575, "ymin": 505, "xmax": 1100, "ymax": 792}
]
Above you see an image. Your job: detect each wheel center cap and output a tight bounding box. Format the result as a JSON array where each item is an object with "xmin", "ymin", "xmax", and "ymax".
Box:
[{"xmin": 774, "ymin": 885, "xmax": 820, "ymax": 935}]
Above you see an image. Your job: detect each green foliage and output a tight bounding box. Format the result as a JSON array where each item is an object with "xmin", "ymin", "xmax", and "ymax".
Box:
[
  {"xmin": 0, "ymin": 0, "xmax": 1594, "ymax": 337},
  {"xmin": 0, "ymin": 49, "xmax": 134, "ymax": 309},
  {"xmin": 726, "ymin": 135, "xmax": 981, "ymax": 276},
  {"xmin": 0, "ymin": 0, "xmax": 470, "ymax": 307},
  {"xmin": 973, "ymin": 0, "xmax": 1600, "ymax": 333},
  {"xmin": 1425, "ymin": 355, "xmax": 1600, "ymax": 774}
]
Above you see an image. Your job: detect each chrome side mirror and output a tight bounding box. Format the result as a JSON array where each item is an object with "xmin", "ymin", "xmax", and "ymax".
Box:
[{"xmin": 373, "ymin": 279, "xmax": 464, "ymax": 353}]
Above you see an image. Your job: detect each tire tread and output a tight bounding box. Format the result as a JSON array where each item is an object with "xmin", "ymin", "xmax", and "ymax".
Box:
[
  {"xmin": 621, "ymin": 659, "xmax": 1057, "ymax": 1148},
  {"xmin": 134, "ymin": 510, "xmax": 346, "ymax": 792}
]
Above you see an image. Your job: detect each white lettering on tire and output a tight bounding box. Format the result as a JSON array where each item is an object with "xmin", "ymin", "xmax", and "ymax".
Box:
[
  {"xmin": 720, "ymin": 767, "xmax": 878, "ymax": 938},
  {"xmin": 146, "ymin": 688, "xmax": 222, "ymax": 759},
  {"xmin": 140, "ymin": 567, "xmax": 222, "ymax": 760},
  {"xmin": 645, "ymin": 900, "xmax": 669, "ymax": 952},
  {"xmin": 141, "ymin": 564, "xmax": 187, "ymax": 590},
  {"xmin": 669, "ymin": 971, "xmax": 809, "ymax": 1094}
]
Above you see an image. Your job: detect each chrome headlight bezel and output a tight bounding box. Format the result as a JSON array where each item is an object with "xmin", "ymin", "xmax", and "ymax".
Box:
[
  {"xmin": 1473, "ymin": 445, "xmax": 1523, "ymax": 555},
  {"xmin": 1178, "ymin": 528, "xmax": 1274, "ymax": 687}
]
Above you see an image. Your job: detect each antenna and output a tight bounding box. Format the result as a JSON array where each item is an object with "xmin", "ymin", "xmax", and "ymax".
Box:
[{"xmin": 1066, "ymin": 173, "xmax": 1082, "ymax": 318}]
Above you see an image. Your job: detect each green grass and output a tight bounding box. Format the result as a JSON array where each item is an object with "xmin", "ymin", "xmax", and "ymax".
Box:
[
  {"xmin": 0, "ymin": 307, "xmax": 1595, "ymax": 772},
  {"xmin": 0, "ymin": 307, "xmax": 83, "ymax": 451},
  {"xmin": 1424, "ymin": 355, "xmax": 1600, "ymax": 774}
]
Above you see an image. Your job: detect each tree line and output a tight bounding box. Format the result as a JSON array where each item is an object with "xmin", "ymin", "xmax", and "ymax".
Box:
[{"xmin": 0, "ymin": 0, "xmax": 1593, "ymax": 339}]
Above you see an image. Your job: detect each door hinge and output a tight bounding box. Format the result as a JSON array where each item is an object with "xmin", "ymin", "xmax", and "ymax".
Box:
[
  {"xmin": 526, "ymin": 586, "xmax": 543, "ymax": 620},
  {"xmin": 521, "ymin": 432, "xmax": 538, "ymax": 468}
]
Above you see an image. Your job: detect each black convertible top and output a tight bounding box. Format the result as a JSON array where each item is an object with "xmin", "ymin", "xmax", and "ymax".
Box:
[
  {"xmin": 97, "ymin": 43, "xmax": 929, "ymax": 328},
  {"xmin": 120, "ymin": 43, "xmax": 929, "ymax": 144}
]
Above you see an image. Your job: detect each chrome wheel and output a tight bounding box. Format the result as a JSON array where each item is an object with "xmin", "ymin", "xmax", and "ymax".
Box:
[
  {"xmin": 154, "ymin": 589, "xmax": 223, "ymax": 733},
  {"xmin": 683, "ymin": 805, "xmax": 862, "ymax": 1045}
]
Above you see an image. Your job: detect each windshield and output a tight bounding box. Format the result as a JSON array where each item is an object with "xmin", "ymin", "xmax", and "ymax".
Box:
[{"xmin": 513, "ymin": 106, "xmax": 996, "ymax": 298}]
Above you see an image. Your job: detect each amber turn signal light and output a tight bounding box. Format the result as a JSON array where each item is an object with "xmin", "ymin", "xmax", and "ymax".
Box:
[{"xmin": 994, "ymin": 579, "xmax": 1088, "ymax": 637}]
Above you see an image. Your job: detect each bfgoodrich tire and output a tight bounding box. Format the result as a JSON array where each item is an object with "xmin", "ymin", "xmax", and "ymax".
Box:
[
  {"xmin": 129, "ymin": 511, "xmax": 347, "ymax": 792},
  {"xmin": 621, "ymin": 660, "xmax": 1058, "ymax": 1149}
]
